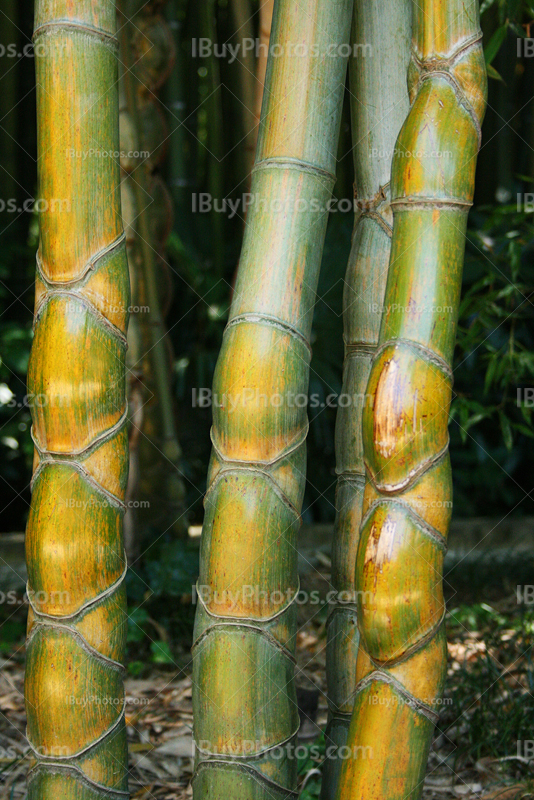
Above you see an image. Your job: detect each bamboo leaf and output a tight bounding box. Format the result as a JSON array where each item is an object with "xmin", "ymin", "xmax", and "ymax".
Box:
[
  {"xmin": 509, "ymin": 21, "xmax": 527, "ymax": 37},
  {"xmin": 480, "ymin": 0, "xmax": 499, "ymax": 13},
  {"xmin": 484, "ymin": 354, "xmax": 500, "ymax": 394},
  {"xmin": 513, "ymin": 422, "xmax": 534, "ymax": 438},
  {"xmin": 499, "ymin": 411, "xmax": 514, "ymax": 450},
  {"xmin": 486, "ymin": 63, "xmax": 505, "ymax": 82},
  {"xmin": 484, "ymin": 25, "xmax": 508, "ymax": 65},
  {"xmin": 465, "ymin": 412, "xmax": 491, "ymax": 431},
  {"xmin": 506, "ymin": 0, "xmax": 523, "ymax": 21}
]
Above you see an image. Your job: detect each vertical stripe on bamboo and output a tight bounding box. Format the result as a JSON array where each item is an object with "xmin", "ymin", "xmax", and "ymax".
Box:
[
  {"xmin": 25, "ymin": 3, "xmax": 129, "ymax": 798},
  {"xmin": 337, "ymin": 2, "xmax": 487, "ymax": 798},
  {"xmin": 192, "ymin": 1, "xmax": 354, "ymax": 797},
  {"xmin": 321, "ymin": 2, "xmax": 411, "ymax": 795}
]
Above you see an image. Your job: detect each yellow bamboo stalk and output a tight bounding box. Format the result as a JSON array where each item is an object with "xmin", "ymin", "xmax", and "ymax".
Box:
[
  {"xmin": 337, "ymin": 1, "xmax": 487, "ymax": 798},
  {"xmin": 322, "ymin": 2, "xmax": 411, "ymax": 794},
  {"xmin": 25, "ymin": 2, "xmax": 129, "ymax": 797}
]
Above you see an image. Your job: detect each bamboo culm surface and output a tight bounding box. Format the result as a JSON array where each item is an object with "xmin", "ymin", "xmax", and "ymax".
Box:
[
  {"xmin": 192, "ymin": 1, "xmax": 353, "ymax": 797},
  {"xmin": 25, "ymin": 2, "xmax": 129, "ymax": 797},
  {"xmin": 322, "ymin": 1, "xmax": 411, "ymax": 795},
  {"xmin": 337, "ymin": 1, "xmax": 487, "ymax": 798}
]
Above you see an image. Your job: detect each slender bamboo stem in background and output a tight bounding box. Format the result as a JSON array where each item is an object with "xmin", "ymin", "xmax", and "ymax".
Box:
[
  {"xmin": 231, "ymin": 0, "xmax": 256, "ymax": 182},
  {"xmin": 121, "ymin": 45, "xmax": 178, "ymax": 464},
  {"xmin": 121, "ymin": 165, "xmax": 144, "ymax": 559},
  {"xmin": 199, "ymin": 0, "xmax": 225, "ymax": 270},
  {"xmin": 231, "ymin": 0, "xmax": 273, "ymax": 292},
  {"xmin": 192, "ymin": 0, "xmax": 353, "ymax": 796},
  {"xmin": 167, "ymin": 0, "xmax": 190, "ymax": 214},
  {"xmin": 337, "ymin": 2, "xmax": 487, "ymax": 798},
  {"xmin": 0, "ymin": 0, "xmax": 18, "ymax": 216},
  {"xmin": 119, "ymin": 1, "xmax": 184, "ymax": 479},
  {"xmin": 321, "ymin": 3, "xmax": 411, "ymax": 795},
  {"xmin": 254, "ymin": 0, "xmax": 274, "ymax": 135},
  {"xmin": 25, "ymin": 2, "xmax": 129, "ymax": 797},
  {"xmin": 119, "ymin": 1, "xmax": 186, "ymax": 548}
]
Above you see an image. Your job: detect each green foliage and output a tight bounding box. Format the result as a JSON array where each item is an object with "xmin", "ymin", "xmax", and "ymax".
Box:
[
  {"xmin": 124, "ymin": 540, "xmax": 199, "ymax": 672},
  {"xmin": 443, "ymin": 604, "xmax": 534, "ymax": 767},
  {"xmin": 298, "ymin": 736, "xmax": 325, "ymax": 799},
  {"xmin": 480, "ymin": 0, "xmax": 531, "ymax": 80},
  {"xmin": 480, "ymin": 0, "xmax": 532, "ymax": 25},
  {"xmin": 142, "ymin": 540, "xmax": 200, "ymax": 597},
  {"xmin": 453, "ymin": 204, "xmax": 534, "ymax": 448},
  {"xmin": 0, "ymin": 233, "xmax": 37, "ymax": 531},
  {"xmin": 150, "ymin": 640, "xmax": 174, "ymax": 665},
  {"xmin": 0, "ymin": 618, "xmax": 25, "ymax": 655},
  {"xmin": 449, "ymin": 204, "xmax": 534, "ymax": 515}
]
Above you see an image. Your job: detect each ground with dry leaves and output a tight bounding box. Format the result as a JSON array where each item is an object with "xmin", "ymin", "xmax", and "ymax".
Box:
[{"xmin": 1, "ymin": 556, "xmax": 534, "ymax": 799}]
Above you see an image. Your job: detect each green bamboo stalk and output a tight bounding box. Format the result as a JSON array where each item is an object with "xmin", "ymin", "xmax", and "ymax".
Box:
[
  {"xmin": 166, "ymin": 0, "xmax": 190, "ymax": 214},
  {"xmin": 231, "ymin": 0, "xmax": 256, "ymax": 183},
  {"xmin": 25, "ymin": 2, "xmax": 129, "ymax": 797},
  {"xmin": 337, "ymin": 2, "xmax": 487, "ymax": 798},
  {"xmin": 121, "ymin": 170, "xmax": 144, "ymax": 559},
  {"xmin": 192, "ymin": 1, "xmax": 354, "ymax": 797},
  {"xmin": 253, "ymin": 0, "xmax": 274, "ymax": 134},
  {"xmin": 321, "ymin": 3, "xmax": 411, "ymax": 796},
  {"xmin": 199, "ymin": 0, "xmax": 225, "ymax": 270},
  {"xmin": 0, "ymin": 0, "xmax": 18, "ymax": 215}
]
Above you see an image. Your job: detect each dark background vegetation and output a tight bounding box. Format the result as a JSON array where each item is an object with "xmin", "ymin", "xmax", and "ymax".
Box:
[{"xmin": 1, "ymin": 4, "xmax": 534, "ymax": 787}]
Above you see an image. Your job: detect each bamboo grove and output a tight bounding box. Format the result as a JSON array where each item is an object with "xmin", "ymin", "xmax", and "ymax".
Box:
[
  {"xmin": 25, "ymin": 1, "xmax": 129, "ymax": 798},
  {"xmin": 23, "ymin": 0, "xmax": 488, "ymax": 798}
]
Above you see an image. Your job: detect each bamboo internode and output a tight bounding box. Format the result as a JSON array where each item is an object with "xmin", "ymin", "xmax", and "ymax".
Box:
[
  {"xmin": 322, "ymin": 2, "xmax": 411, "ymax": 795},
  {"xmin": 192, "ymin": 1, "xmax": 353, "ymax": 797},
  {"xmin": 337, "ymin": 1, "xmax": 487, "ymax": 798},
  {"xmin": 25, "ymin": 3, "xmax": 129, "ymax": 797}
]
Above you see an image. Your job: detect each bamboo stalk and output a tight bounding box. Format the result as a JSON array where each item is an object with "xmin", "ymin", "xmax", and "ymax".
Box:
[
  {"xmin": 25, "ymin": 3, "xmax": 129, "ymax": 798},
  {"xmin": 231, "ymin": 0, "xmax": 256, "ymax": 182},
  {"xmin": 337, "ymin": 2, "xmax": 487, "ymax": 798},
  {"xmin": 192, "ymin": 1, "xmax": 354, "ymax": 797},
  {"xmin": 119, "ymin": 3, "xmax": 181, "ymax": 464},
  {"xmin": 0, "ymin": 0, "xmax": 18, "ymax": 216},
  {"xmin": 166, "ymin": 0, "xmax": 190, "ymax": 214},
  {"xmin": 230, "ymin": 0, "xmax": 273, "ymax": 294},
  {"xmin": 321, "ymin": 3, "xmax": 411, "ymax": 796},
  {"xmin": 119, "ymin": 1, "xmax": 186, "ymax": 545},
  {"xmin": 253, "ymin": 0, "xmax": 274, "ymax": 141},
  {"xmin": 199, "ymin": 0, "xmax": 225, "ymax": 270}
]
